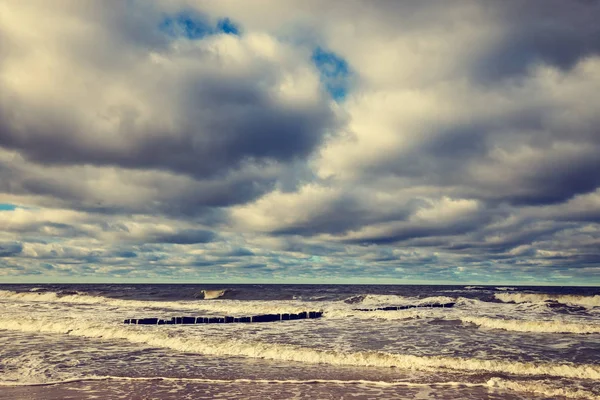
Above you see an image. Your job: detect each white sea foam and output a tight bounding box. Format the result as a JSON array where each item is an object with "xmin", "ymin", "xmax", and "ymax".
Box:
[
  {"xmin": 464, "ymin": 286, "xmax": 486, "ymax": 290},
  {"xmin": 495, "ymin": 293, "xmax": 600, "ymax": 308},
  {"xmin": 454, "ymin": 297, "xmax": 549, "ymax": 315},
  {"xmin": 1, "ymin": 352, "xmax": 81, "ymax": 386},
  {"xmin": 460, "ymin": 316, "xmax": 600, "ymax": 334},
  {"xmin": 0, "ymin": 290, "xmax": 106, "ymax": 304},
  {"xmin": 3, "ymin": 374, "xmax": 597, "ymax": 399},
  {"xmin": 0, "ymin": 290, "xmax": 310, "ymax": 314},
  {"xmin": 324, "ymin": 308, "xmax": 432, "ymax": 321},
  {"xmin": 357, "ymin": 295, "xmax": 456, "ymax": 307},
  {"xmin": 495, "ymin": 287, "xmax": 518, "ymax": 291},
  {"xmin": 199, "ymin": 289, "xmax": 228, "ymax": 300},
  {"xmin": 487, "ymin": 377, "xmax": 600, "ymax": 400},
  {"xmin": 1, "ymin": 317, "xmax": 599, "ymax": 381},
  {"xmin": 0, "ymin": 375, "xmax": 483, "ymax": 388}
]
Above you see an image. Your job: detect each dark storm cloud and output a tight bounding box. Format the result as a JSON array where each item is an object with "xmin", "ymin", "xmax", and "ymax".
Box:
[
  {"xmin": 0, "ymin": 216, "xmax": 91, "ymax": 240},
  {"xmin": 0, "ymin": 242, "xmax": 23, "ymax": 257},
  {"xmin": 505, "ymin": 153, "xmax": 600, "ymax": 206},
  {"xmin": 474, "ymin": 0, "xmax": 600, "ymax": 82},
  {"xmin": 0, "ymin": 150, "xmax": 278, "ymax": 218},
  {"xmin": 0, "ymin": 69, "xmax": 334, "ymax": 180},
  {"xmin": 0, "ymin": 0, "xmax": 338, "ymax": 217},
  {"xmin": 367, "ymin": 101, "xmax": 600, "ymax": 207},
  {"xmin": 153, "ymin": 229, "xmax": 216, "ymax": 245},
  {"xmin": 271, "ymin": 194, "xmax": 416, "ymax": 236},
  {"xmin": 344, "ymin": 212, "xmax": 493, "ymax": 246},
  {"xmin": 445, "ymin": 223, "xmax": 574, "ymax": 254},
  {"xmin": 114, "ymin": 250, "xmax": 138, "ymax": 258},
  {"xmin": 223, "ymin": 248, "xmax": 255, "ymax": 257}
]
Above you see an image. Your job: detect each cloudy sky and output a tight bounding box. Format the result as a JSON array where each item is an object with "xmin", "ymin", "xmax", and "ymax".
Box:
[{"xmin": 1, "ymin": 0, "xmax": 600, "ymax": 285}]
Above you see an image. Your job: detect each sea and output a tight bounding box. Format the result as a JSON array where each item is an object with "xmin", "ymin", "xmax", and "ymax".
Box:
[{"xmin": 0, "ymin": 284, "xmax": 598, "ymax": 400}]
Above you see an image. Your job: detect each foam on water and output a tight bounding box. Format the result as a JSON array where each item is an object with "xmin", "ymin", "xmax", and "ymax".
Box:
[
  {"xmin": 2, "ymin": 375, "xmax": 598, "ymax": 400},
  {"xmin": 495, "ymin": 293, "xmax": 600, "ymax": 309},
  {"xmin": 349, "ymin": 294, "xmax": 456, "ymax": 307},
  {"xmin": 0, "ymin": 375, "xmax": 482, "ymax": 388},
  {"xmin": 1, "ymin": 316, "xmax": 599, "ymax": 381},
  {"xmin": 2, "ymin": 353, "xmax": 64, "ymax": 385},
  {"xmin": 324, "ymin": 308, "xmax": 436, "ymax": 321},
  {"xmin": 0, "ymin": 290, "xmax": 310, "ymax": 315},
  {"xmin": 460, "ymin": 316, "xmax": 600, "ymax": 334},
  {"xmin": 199, "ymin": 289, "xmax": 229, "ymax": 300},
  {"xmin": 487, "ymin": 378, "xmax": 599, "ymax": 400},
  {"xmin": 0, "ymin": 289, "xmax": 460, "ymax": 318}
]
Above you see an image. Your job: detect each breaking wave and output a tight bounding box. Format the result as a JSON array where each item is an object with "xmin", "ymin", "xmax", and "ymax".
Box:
[
  {"xmin": 198, "ymin": 289, "xmax": 229, "ymax": 300},
  {"xmin": 495, "ymin": 293, "xmax": 600, "ymax": 309},
  {"xmin": 0, "ymin": 290, "xmax": 310, "ymax": 315},
  {"xmin": 344, "ymin": 294, "xmax": 455, "ymax": 307},
  {"xmin": 0, "ymin": 290, "xmax": 102, "ymax": 304},
  {"xmin": 324, "ymin": 308, "xmax": 429, "ymax": 321},
  {"xmin": 1, "ymin": 317, "xmax": 599, "ymax": 381},
  {"xmin": 487, "ymin": 377, "xmax": 599, "ymax": 400},
  {"xmin": 460, "ymin": 316, "xmax": 600, "ymax": 334}
]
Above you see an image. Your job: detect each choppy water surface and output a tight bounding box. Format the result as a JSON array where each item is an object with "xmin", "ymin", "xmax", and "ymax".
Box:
[{"xmin": 0, "ymin": 284, "xmax": 599, "ymax": 399}]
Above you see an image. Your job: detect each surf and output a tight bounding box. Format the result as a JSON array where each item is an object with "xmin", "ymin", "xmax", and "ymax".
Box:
[
  {"xmin": 0, "ymin": 289, "xmax": 312, "ymax": 314},
  {"xmin": 495, "ymin": 293, "xmax": 600, "ymax": 309},
  {"xmin": 460, "ymin": 316, "xmax": 600, "ymax": 334},
  {"xmin": 197, "ymin": 289, "xmax": 229, "ymax": 300},
  {"xmin": 1, "ymin": 316, "xmax": 599, "ymax": 381}
]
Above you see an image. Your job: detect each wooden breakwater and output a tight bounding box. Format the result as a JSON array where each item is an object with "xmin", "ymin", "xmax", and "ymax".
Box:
[
  {"xmin": 124, "ymin": 303, "xmax": 455, "ymax": 325},
  {"xmin": 124, "ymin": 311, "xmax": 323, "ymax": 325},
  {"xmin": 354, "ymin": 302, "xmax": 455, "ymax": 311}
]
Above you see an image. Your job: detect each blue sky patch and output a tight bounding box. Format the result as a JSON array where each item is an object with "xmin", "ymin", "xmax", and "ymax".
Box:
[
  {"xmin": 0, "ymin": 203, "xmax": 17, "ymax": 211},
  {"xmin": 216, "ymin": 18, "xmax": 240, "ymax": 35},
  {"xmin": 312, "ymin": 47, "xmax": 351, "ymax": 101},
  {"xmin": 160, "ymin": 12, "xmax": 241, "ymax": 40}
]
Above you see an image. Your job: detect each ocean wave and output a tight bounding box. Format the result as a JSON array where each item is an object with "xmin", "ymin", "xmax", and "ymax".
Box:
[
  {"xmin": 344, "ymin": 294, "xmax": 456, "ymax": 307},
  {"xmin": 460, "ymin": 316, "xmax": 600, "ymax": 334},
  {"xmin": 1, "ymin": 352, "xmax": 82, "ymax": 386},
  {"xmin": 487, "ymin": 377, "xmax": 599, "ymax": 400},
  {"xmin": 495, "ymin": 293, "xmax": 600, "ymax": 309},
  {"xmin": 0, "ymin": 290, "xmax": 310, "ymax": 314},
  {"xmin": 324, "ymin": 308, "xmax": 429, "ymax": 321},
  {"xmin": 464, "ymin": 286, "xmax": 486, "ymax": 290},
  {"xmin": 1, "ymin": 317, "xmax": 599, "ymax": 381},
  {"xmin": 0, "ymin": 290, "xmax": 101, "ymax": 304},
  {"xmin": 197, "ymin": 289, "xmax": 229, "ymax": 300},
  {"xmin": 495, "ymin": 287, "xmax": 518, "ymax": 291},
  {"xmin": 455, "ymin": 296, "xmax": 550, "ymax": 313}
]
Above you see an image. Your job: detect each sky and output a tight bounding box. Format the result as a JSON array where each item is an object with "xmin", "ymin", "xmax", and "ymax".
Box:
[{"xmin": 1, "ymin": 0, "xmax": 600, "ymax": 285}]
